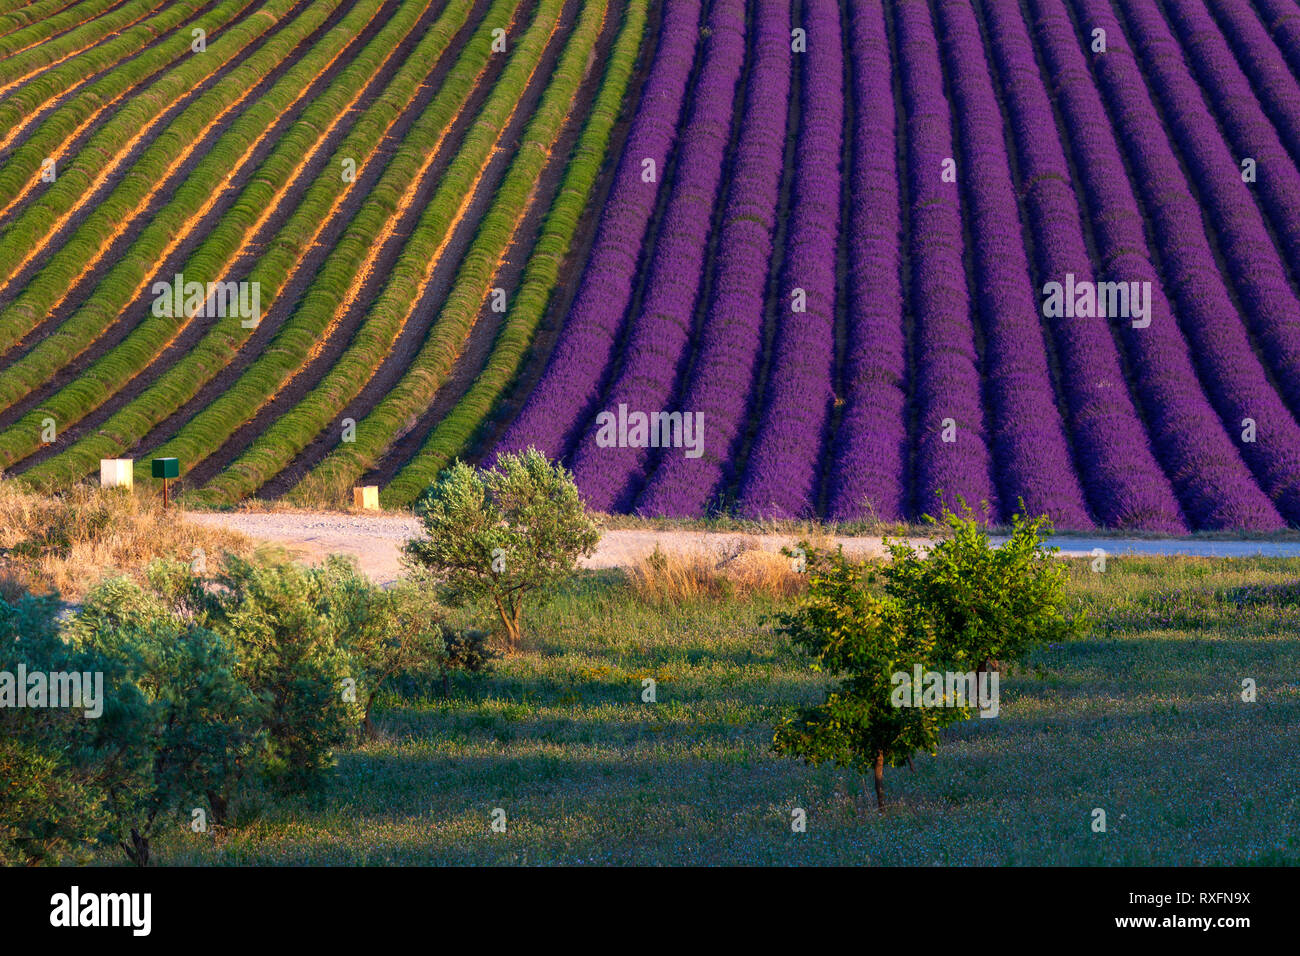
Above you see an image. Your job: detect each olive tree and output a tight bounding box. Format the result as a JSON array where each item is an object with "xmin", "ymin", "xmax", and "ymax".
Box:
[{"xmin": 403, "ymin": 449, "xmax": 599, "ymax": 648}]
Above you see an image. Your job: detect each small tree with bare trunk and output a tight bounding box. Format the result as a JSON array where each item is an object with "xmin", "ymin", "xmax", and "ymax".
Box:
[
  {"xmin": 772, "ymin": 550, "xmax": 960, "ymax": 812},
  {"xmin": 774, "ymin": 507, "xmax": 1081, "ymax": 811},
  {"xmin": 403, "ymin": 449, "xmax": 599, "ymax": 649}
]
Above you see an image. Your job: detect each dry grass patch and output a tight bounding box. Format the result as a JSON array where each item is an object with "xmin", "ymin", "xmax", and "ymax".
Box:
[
  {"xmin": 626, "ymin": 538, "xmax": 808, "ymax": 603},
  {"xmin": 0, "ymin": 480, "xmax": 259, "ymax": 601}
]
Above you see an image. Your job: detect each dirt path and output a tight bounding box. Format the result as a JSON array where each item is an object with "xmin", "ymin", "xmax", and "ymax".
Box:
[{"xmin": 184, "ymin": 510, "xmax": 1300, "ymax": 585}]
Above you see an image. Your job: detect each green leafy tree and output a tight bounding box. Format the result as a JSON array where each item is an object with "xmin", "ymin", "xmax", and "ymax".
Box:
[
  {"xmin": 65, "ymin": 578, "xmax": 262, "ymax": 864},
  {"xmin": 403, "ymin": 448, "xmax": 600, "ymax": 648},
  {"xmin": 0, "ymin": 593, "xmax": 109, "ymax": 864},
  {"xmin": 775, "ymin": 507, "xmax": 1083, "ymax": 811},
  {"xmin": 886, "ymin": 503, "xmax": 1084, "ymax": 674},
  {"xmin": 772, "ymin": 552, "xmax": 967, "ymax": 811}
]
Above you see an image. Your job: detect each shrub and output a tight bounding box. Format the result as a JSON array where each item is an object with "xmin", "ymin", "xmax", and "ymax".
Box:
[
  {"xmin": 208, "ymin": 556, "xmax": 362, "ymax": 790},
  {"xmin": 1, "ymin": 539, "xmax": 479, "ymax": 863},
  {"xmin": 65, "ymin": 578, "xmax": 261, "ymax": 865},
  {"xmin": 313, "ymin": 563, "xmax": 448, "ymax": 738},
  {"xmin": 0, "ymin": 593, "xmax": 108, "ymax": 864},
  {"xmin": 404, "ymin": 449, "xmax": 600, "ymax": 648}
]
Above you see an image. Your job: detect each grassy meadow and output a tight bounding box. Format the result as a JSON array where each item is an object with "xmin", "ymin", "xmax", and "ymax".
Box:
[{"xmin": 142, "ymin": 554, "xmax": 1300, "ymax": 866}]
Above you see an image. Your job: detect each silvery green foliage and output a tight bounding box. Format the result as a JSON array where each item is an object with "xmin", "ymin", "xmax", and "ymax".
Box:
[{"xmin": 404, "ymin": 449, "xmax": 599, "ymax": 647}]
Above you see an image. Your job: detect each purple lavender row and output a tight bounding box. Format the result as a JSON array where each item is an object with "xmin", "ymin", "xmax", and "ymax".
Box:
[
  {"xmin": 1100, "ymin": 0, "xmax": 1300, "ymax": 521},
  {"xmin": 637, "ymin": 0, "xmax": 792, "ymax": 518},
  {"xmin": 890, "ymin": 0, "xmax": 996, "ymax": 521},
  {"xmin": 934, "ymin": 0, "xmax": 1093, "ymax": 529},
  {"xmin": 1252, "ymin": 0, "xmax": 1300, "ymax": 77},
  {"xmin": 493, "ymin": 0, "xmax": 703, "ymax": 462},
  {"xmin": 567, "ymin": 0, "xmax": 747, "ymax": 512},
  {"xmin": 824, "ymin": 0, "xmax": 907, "ymax": 523},
  {"xmin": 1159, "ymin": 0, "xmax": 1300, "ymax": 290},
  {"xmin": 1106, "ymin": 0, "xmax": 1300, "ymax": 422},
  {"xmin": 981, "ymin": 0, "xmax": 1187, "ymax": 532},
  {"xmin": 1211, "ymin": 0, "xmax": 1300, "ymax": 167},
  {"xmin": 735, "ymin": 0, "xmax": 842, "ymax": 520},
  {"xmin": 1035, "ymin": 0, "xmax": 1282, "ymax": 529}
]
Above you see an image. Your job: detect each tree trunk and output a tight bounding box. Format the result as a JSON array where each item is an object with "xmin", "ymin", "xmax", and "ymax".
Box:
[
  {"xmin": 492, "ymin": 594, "xmax": 521, "ymax": 649},
  {"xmin": 873, "ymin": 750, "xmax": 886, "ymax": 812},
  {"xmin": 206, "ymin": 789, "xmax": 229, "ymax": 827},
  {"xmin": 123, "ymin": 828, "xmax": 150, "ymax": 867}
]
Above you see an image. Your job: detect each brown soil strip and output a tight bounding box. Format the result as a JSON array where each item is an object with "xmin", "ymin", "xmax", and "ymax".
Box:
[
  {"xmin": 361, "ymin": 0, "xmax": 626, "ymax": 486},
  {"xmin": 469, "ymin": 0, "xmax": 666, "ymax": 462},
  {"xmin": 247, "ymin": 0, "xmax": 577, "ymax": 498},
  {"xmin": 0, "ymin": 0, "xmax": 225, "ymax": 159},
  {"xmin": 123, "ymin": 0, "xmax": 509, "ymax": 488}
]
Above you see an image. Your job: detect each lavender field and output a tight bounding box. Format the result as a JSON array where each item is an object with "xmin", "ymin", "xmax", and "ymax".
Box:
[{"xmin": 497, "ymin": 0, "xmax": 1300, "ymax": 532}]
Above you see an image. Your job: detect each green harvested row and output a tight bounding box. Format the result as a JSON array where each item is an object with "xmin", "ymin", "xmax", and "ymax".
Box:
[
  {"xmin": 0, "ymin": 0, "xmax": 282, "ymax": 346},
  {"xmin": 0, "ymin": 0, "xmax": 257, "ymax": 214},
  {"xmin": 383, "ymin": 0, "xmax": 649, "ymax": 507},
  {"xmin": 14, "ymin": 0, "xmax": 493, "ymax": 491},
  {"xmin": 0, "ymin": 0, "xmax": 164, "ymax": 86},
  {"xmin": 0, "ymin": 0, "xmax": 84, "ymax": 38},
  {"xmin": 195, "ymin": 0, "xmax": 574, "ymax": 506},
  {"xmin": 110, "ymin": 0, "xmax": 538, "ymax": 499},
  {"xmin": 291, "ymin": 0, "xmax": 604, "ymax": 506},
  {"xmin": 0, "ymin": 0, "xmax": 357, "ymax": 469},
  {"xmin": 0, "ymin": 0, "xmax": 216, "ymax": 146},
  {"xmin": 0, "ymin": 0, "xmax": 120, "ymax": 61}
]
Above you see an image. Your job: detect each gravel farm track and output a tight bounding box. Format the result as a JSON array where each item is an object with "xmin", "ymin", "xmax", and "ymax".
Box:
[{"xmin": 186, "ymin": 509, "xmax": 1300, "ymax": 585}]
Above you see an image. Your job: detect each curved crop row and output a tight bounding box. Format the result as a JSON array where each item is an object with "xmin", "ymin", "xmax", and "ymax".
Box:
[
  {"xmin": 15, "ymin": 0, "xmax": 483, "ymax": 490},
  {"xmin": 636, "ymin": 0, "xmax": 792, "ymax": 518},
  {"xmin": 0, "ymin": 0, "xmax": 224, "ymax": 158},
  {"xmin": 380, "ymin": 0, "xmax": 652, "ymax": 508},
  {"xmin": 0, "ymin": 0, "xmax": 168, "ymax": 99},
  {"xmin": 492, "ymin": 0, "xmax": 704, "ymax": 462},
  {"xmin": 1252, "ymin": 0, "xmax": 1300, "ymax": 77},
  {"xmin": 0, "ymin": 0, "xmax": 82, "ymax": 39},
  {"xmin": 566, "ymin": 0, "xmax": 747, "ymax": 514},
  {"xmin": 891, "ymin": 0, "xmax": 994, "ymax": 520},
  {"xmin": 1211, "ymin": 0, "xmax": 1300, "ymax": 167},
  {"xmin": 0, "ymin": 0, "xmax": 293, "ymax": 325},
  {"xmin": 0, "ymin": 0, "xmax": 123, "ymax": 66},
  {"xmin": 1033, "ymin": 0, "xmax": 1281, "ymax": 529},
  {"xmin": 1159, "ymin": 0, "xmax": 1300, "ymax": 286},
  {"xmin": 979, "ymin": 0, "xmax": 1186, "ymax": 531},
  {"xmin": 1095, "ymin": 0, "xmax": 1300, "ymax": 522},
  {"xmin": 1147, "ymin": 2, "xmax": 1300, "ymax": 418},
  {"xmin": 126, "ymin": 0, "xmax": 530, "ymax": 501},
  {"xmin": 0, "ymin": 0, "xmax": 351, "ymax": 462},
  {"xmin": 936, "ymin": 0, "xmax": 1093, "ymax": 528},
  {"xmin": 288, "ymin": 0, "xmax": 597, "ymax": 505},
  {"xmin": 824, "ymin": 0, "xmax": 904, "ymax": 523},
  {"xmin": 735, "ymin": 0, "xmax": 841, "ymax": 520}
]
